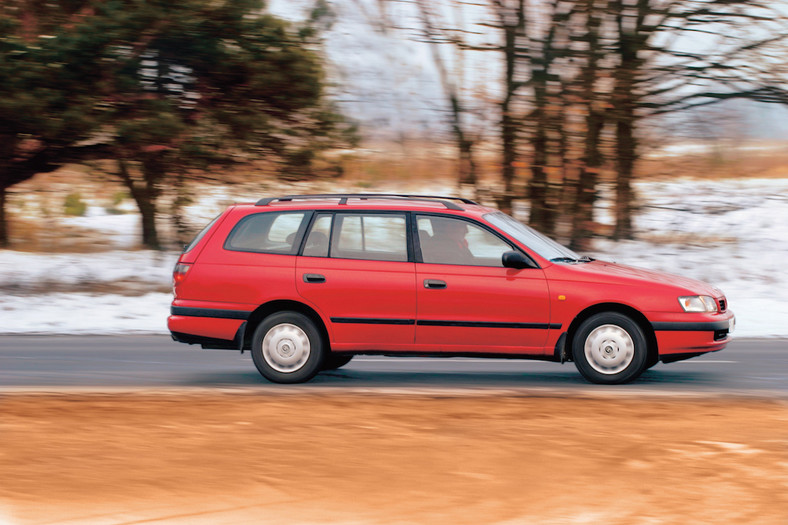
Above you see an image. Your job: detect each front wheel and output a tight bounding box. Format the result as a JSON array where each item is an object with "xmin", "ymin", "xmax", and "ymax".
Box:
[
  {"xmin": 572, "ymin": 312, "xmax": 648, "ymax": 385},
  {"xmin": 251, "ymin": 312, "xmax": 325, "ymax": 384}
]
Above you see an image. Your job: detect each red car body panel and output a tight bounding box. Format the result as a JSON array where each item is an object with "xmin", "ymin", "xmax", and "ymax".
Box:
[
  {"xmin": 168, "ymin": 197, "xmax": 734, "ymax": 366},
  {"xmin": 296, "ymin": 257, "xmax": 417, "ymax": 350},
  {"xmin": 415, "ymin": 264, "xmax": 551, "ymax": 353}
]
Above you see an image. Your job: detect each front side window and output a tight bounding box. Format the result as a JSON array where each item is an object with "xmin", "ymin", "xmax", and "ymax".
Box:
[
  {"xmin": 331, "ymin": 214, "xmax": 408, "ymax": 262},
  {"xmin": 225, "ymin": 212, "xmax": 308, "ymax": 254},
  {"xmin": 417, "ymin": 215, "xmax": 512, "ymax": 267}
]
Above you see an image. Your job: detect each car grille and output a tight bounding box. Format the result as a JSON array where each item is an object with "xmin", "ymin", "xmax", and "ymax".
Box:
[
  {"xmin": 714, "ymin": 329, "xmax": 729, "ymax": 341},
  {"xmin": 718, "ymin": 298, "xmax": 726, "ymax": 312}
]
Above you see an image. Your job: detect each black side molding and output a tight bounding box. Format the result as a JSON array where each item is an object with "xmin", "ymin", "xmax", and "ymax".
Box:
[
  {"xmin": 171, "ymin": 306, "xmax": 251, "ymax": 320},
  {"xmin": 418, "ymin": 320, "xmax": 561, "ymax": 330},
  {"xmin": 329, "ymin": 317, "xmax": 561, "ymax": 330},
  {"xmin": 331, "ymin": 317, "xmax": 416, "ymax": 325}
]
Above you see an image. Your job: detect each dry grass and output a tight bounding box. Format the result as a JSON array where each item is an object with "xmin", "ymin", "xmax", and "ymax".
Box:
[
  {"xmin": 638, "ymin": 147, "xmax": 788, "ymax": 180},
  {"xmin": 6, "ymin": 218, "xmax": 129, "ymax": 254},
  {"xmin": 637, "ymin": 232, "xmax": 740, "ymax": 246}
]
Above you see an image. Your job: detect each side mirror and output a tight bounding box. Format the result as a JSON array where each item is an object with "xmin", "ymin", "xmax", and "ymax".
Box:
[{"xmin": 502, "ymin": 251, "xmax": 536, "ymax": 270}]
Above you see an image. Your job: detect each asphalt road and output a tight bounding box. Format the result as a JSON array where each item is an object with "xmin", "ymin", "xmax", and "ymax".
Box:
[{"xmin": 0, "ymin": 335, "xmax": 785, "ymax": 396}]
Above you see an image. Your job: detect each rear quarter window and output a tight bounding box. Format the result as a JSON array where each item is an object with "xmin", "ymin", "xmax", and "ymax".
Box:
[
  {"xmin": 183, "ymin": 214, "xmax": 221, "ymax": 254},
  {"xmin": 224, "ymin": 212, "xmax": 309, "ymax": 254}
]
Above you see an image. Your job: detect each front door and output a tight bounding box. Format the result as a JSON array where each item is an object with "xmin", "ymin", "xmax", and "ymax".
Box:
[
  {"xmin": 296, "ymin": 212, "xmax": 417, "ymax": 351},
  {"xmin": 414, "ymin": 215, "xmax": 551, "ymax": 353}
]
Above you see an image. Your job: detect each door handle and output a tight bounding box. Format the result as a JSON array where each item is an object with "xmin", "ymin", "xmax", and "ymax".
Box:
[
  {"xmin": 303, "ymin": 273, "xmax": 326, "ymax": 283},
  {"xmin": 424, "ymin": 279, "xmax": 447, "ymax": 289}
]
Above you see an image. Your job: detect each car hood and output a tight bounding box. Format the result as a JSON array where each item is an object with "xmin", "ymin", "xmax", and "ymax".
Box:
[{"xmin": 550, "ymin": 260, "xmax": 722, "ymax": 297}]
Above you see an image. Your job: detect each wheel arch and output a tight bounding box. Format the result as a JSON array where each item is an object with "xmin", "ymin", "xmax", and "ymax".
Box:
[
  {"xmin": 243, "ymin": 300, "xmax": 330, "ymax": 352},
  {"xmin": 564, "ymin": 303, "xmax": 658, "ymax": 366}
]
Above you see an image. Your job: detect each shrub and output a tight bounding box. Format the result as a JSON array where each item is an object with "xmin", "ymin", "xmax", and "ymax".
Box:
[{"xmin": 64, "ymin": 193, "xmax": 87, "ymax": 217}]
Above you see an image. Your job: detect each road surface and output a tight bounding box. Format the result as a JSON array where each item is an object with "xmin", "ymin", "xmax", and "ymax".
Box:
[{"xmin": 0, "ymin": 335, "xmax": 785, "ymax": 395}]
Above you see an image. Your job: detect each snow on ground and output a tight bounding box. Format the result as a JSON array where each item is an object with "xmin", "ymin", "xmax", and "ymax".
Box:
[
  {"xmin": 589, "ymin": 178, "xmax": 788, "ymax": 338},
  {"xmin": 0, "ymin": 177, "xmax": 786, "ymax": 336},
  {"xmin": 0, "ymin": 250, "xmax": 175, "ymax": 293},
  {"xmin": 0, "ymin": 293, "xmax": 171, "ymax": 334}
]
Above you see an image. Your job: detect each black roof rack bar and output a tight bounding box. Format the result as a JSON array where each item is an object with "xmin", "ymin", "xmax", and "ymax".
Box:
[{"xmin": 255, "ymin": 193, "xmax": 477, "ymax": 211}]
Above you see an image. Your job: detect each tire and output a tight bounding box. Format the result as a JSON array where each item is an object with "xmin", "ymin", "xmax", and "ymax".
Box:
[
  {"xmin": 251, "ymin": 311, "xmax": 325, "ymax": 384},
  {"xmin": 571, "ymin": 312, "xmax": 648, "ymax": 385},
  {"xmin": 645, "ymin": 353, "xmax": 660, "ymax": 370},
  {"xmin": 322, "ymin": 354, "xmax": 354, "ymax": 371}
]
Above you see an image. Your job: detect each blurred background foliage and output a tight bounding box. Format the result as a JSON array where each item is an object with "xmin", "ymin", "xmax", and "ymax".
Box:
[{"xmin": 1, "ymin": 0, "xmax": 787, "ymax": 250}]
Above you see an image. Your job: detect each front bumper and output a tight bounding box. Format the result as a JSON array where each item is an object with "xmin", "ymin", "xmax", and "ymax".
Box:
[{"xmin": 650, "ymin": 310, "xmax": 735, "ymax": 357}]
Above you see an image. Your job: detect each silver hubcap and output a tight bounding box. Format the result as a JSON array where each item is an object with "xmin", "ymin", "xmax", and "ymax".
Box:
[
  {"xmin": 262, "ymin": 323, "xmax": 311, "ymax": 373},
  {"xmin": 584, "ymin": 324, "xmax": 635, "ymax": 375}
]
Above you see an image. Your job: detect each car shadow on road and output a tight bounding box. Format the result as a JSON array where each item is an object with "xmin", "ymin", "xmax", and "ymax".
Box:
[{"xmin": 179, "ymin": 366, "xmax": 724, "ymax": 391}]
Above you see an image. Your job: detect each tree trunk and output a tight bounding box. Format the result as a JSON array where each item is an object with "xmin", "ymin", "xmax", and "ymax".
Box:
[
  {"xmin": 528, "ymin": 104, "xmax": 550, "ymax": 230},
  {"xmin": 498, "ymin": 0, "xmax": 526, "ymax": 215},
  {"xmin": 612, "ymin": 60, "xmax": 638, "ymax": 240},
  {"xmin": 614, "ymin": 113, "xmax": 636, "ymax": 239},
  {"xmin": 137, "ymin": 192, "xmax": 160, "ymax": 250},
  {"xmin": 570, "ymin": 111, "xmax": 604, "ymax": 251},
  {"xmin": 171, "ymin": 169, "xmax": 192, "ymax": 247},
  {"xmin": 117, "ymin": 158, "xmax": 161, "ymax": 250},
  {"xmin": 570, "ymin": 0, "xmax": 604, "ymax": 251},
  {"xmin": 0, "ymin": 185, "xmax": 8, "ymax": 248},
  {"xmin": 415, "ymin": 0, "xmax": 478, "ymax": 194},
  {"xmin": 500, "ymin": 102, "xmax": 516, "ymax": 214},
  {"xmin": 611, "ymin": 0, "xmax": 646, "ymax": 241}
]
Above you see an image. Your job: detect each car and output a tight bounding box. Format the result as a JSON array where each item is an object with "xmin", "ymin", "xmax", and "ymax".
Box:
[{"xmin": 168, "ymin": 193, "xmax": 735, "ymax": 385}]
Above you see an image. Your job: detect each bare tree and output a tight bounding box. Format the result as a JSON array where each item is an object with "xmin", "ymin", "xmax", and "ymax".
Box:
[{"xmin": 415, "ymin": 0, "xmax": 480, "ymax": 190}]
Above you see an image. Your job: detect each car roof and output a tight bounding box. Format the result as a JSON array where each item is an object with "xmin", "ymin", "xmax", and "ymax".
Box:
[{"xmin": 232, "ymin": 194, "xmax": 498, "ymax": 218}]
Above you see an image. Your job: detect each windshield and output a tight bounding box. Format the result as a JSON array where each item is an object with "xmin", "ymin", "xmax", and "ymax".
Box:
[{"xmin": 484, "ymin": 212, "xmax": 581, "ymax": 262}]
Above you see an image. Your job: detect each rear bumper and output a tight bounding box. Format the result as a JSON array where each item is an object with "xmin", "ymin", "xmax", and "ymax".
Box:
[
  {"xmin": 168, "ymin": 304, "xmax": 252, "ymax": 349},
  {"xmin": 650, "ymin": 311, "xmax": 735, "ymax": 358}
]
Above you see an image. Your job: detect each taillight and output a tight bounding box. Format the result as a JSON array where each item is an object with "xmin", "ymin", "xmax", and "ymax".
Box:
[{"xmin": 173, "ymin": 263, "xmax": 191, "ymax": 286}]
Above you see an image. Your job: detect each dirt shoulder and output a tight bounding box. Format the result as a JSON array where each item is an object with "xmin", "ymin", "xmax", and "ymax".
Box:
[{"xmin": 1, "ymin": 393, "xmax": 786, "ymax": 524}]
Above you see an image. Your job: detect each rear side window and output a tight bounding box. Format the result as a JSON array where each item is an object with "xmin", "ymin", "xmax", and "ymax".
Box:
[
  {"xmin": 225, "ymin": 212, "xmax": 308, "ymax": 254},
  {"xmin": 331, "ymin": 214, "xmax": 408, "ymax": 262}
]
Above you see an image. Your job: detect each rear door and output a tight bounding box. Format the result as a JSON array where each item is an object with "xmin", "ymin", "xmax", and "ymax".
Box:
[
  {"xmin": 414, "ymin": 214, "xmax": 552, "ymax": 353},
  {"xmin": 296, "ymin": 212, "xmax": 417, "ymax": 351}
]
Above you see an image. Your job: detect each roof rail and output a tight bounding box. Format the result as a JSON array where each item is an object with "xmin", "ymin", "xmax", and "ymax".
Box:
[{"xmin": 255, "ymin": 193, "xmax": 477, "ymax": 211}]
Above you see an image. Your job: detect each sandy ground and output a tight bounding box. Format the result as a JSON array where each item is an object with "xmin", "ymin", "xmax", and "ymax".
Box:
[{"xmin": 1, "ymin": 393, "xmax": 787, "ymax": 525}]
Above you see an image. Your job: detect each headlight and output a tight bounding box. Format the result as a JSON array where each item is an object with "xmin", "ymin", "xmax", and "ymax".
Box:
[{"xmin": 678, "ymin": 295, "xmax": 717, "ymax": 313}]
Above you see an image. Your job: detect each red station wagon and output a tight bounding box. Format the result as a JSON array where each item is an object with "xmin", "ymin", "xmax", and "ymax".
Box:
[{"xmin": 168, "ymin": 194, "xmax": 735, "ymax": 385}]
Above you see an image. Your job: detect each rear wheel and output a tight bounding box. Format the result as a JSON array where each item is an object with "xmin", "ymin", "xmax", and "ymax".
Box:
[
  {"xmin": 322, "ymin": 354, "xmax": 354, "ymax": 371},
  {"xmin": 251, "ymin": 312, "xmax": 325, "ymax": 384},
  {"xmin": 572, "ymin": 312, "xmax": 648, "ymax": 384}
]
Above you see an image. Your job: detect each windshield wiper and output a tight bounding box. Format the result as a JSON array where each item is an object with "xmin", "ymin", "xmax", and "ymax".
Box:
[
  {"xmin": 550, "ymin": 256, "xmax": 595, "ymax": 264},
  {"xmin": 550, "ymin": 257, "xmax": 579, "ymax": 263}
]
